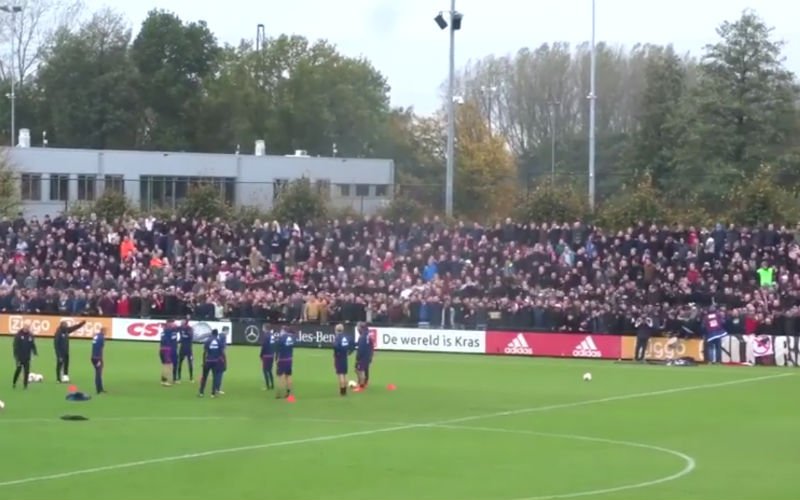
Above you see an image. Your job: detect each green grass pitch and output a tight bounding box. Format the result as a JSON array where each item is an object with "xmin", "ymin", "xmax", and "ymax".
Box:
[{"xmin": 0, "ymin": 337, "xmax": 797, "ymax": 500}]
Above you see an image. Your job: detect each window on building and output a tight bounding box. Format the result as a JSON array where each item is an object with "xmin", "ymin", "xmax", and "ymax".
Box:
[
  {"xmin": 355, "ymin": 184, "xmax": 370, "ymax": 197},
  {"xmin": 77, "ymin": 175, "xmax": 96, "ymax": 201},
  {"xmin": 375, "ymin": 184, "xmax": 389, "ymax": 197},
  {"xmin": 104, "ymin": 175, "xmax": 124, "ymax": 194},
  {"xmin": 20, "ymin": 174, "xmax": 41, "ymax": 201},
  {"xmin": 224, "ymin": 178, "xmax": 236, "ymax": 205},
  {"xmin": 337, "ymin": 184, "xmax": 351, "ymax": 197},
  {"xmin": 315, "ymin": 179, "xmax": 331, "ymax": 199},
  {"xmin": 49, "ymin": 174, "xmax": 69, "ymax": 201},
  {"xmin": 140, "ymin": 176, "xmax": 236, "ymax": 210},
  {"xmin": 155, "ymin": 176, "xmax": 174, "ymax": 208},
  {"xmin": 140, "ymin": 176, "xmax": 173, "ymax": 210},
  {"xmin": 273, "ymin": 179, "xmax": 288, "ymax": 200},
  {"xmin": 174, "ymin": 177, "xmax": 189, "ymax": 202}
]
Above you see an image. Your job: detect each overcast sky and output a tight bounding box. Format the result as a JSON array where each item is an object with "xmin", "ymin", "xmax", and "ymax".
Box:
[{"xmin": 86, "ymin": 0, "xmax": 799, "ymax": 115}]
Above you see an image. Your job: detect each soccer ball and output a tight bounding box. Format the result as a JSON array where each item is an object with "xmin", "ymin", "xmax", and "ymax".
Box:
[
  {"xmin": 27, "ymin": 373, "xmax": 36, "ymax": 383},
  {"xmin": 347, "ymin": 380, "xmax": 358, "ymax": 389},
  {"xmin": 582, "ymin": 372, "xmax": 592, "ymax": 382},
  {"xmin": 61, "ymin": 375, "xmax": 70, "ymax": 383},
  {"xmin": 36, "ymin": 374, "xmax": 45, "ymax": 383},
  {"xmin": 0, "ymin": 400, "xmax": 5, "ymax": 410}
]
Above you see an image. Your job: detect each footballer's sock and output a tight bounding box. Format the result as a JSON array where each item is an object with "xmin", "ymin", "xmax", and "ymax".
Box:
[{"xmin": 340, "ymin": 386, "xmax": 346, "ymax": 396}]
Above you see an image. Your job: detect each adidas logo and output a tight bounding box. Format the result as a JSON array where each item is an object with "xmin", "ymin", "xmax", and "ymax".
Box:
[
  {"xmin": 573, "ymin": 336, "xmax": 602, "ymax": 358},
  {"xmin": 504, "ymin": 334, "xmax": 533, "ymax": 355}
]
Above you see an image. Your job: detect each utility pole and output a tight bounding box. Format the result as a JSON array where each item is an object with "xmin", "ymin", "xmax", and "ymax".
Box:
[{"xmin": 2, "ymin": 4, "xmax": 23, "ymax": 147}]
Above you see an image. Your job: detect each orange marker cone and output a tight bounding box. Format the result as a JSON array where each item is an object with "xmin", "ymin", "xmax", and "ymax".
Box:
[
  {"xmin": 286, "ymin": 394, "xmax": 296, "ymax": 403},
  {"xmin": 387, "ymin": 383, "xmax": 397, "ymax": 391},
  {"xmin": 68, "ymin": 385, "xmax": 78, "ymax": 393}
]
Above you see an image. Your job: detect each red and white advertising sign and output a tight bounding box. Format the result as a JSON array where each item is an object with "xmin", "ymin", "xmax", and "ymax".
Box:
[
  {"xmin": 485, "ymin": 331, "xmax": 621, "ymax": 359},
  {"xmin": 112, "ymin": 318, "xmax": 232, "ymax": 342}
]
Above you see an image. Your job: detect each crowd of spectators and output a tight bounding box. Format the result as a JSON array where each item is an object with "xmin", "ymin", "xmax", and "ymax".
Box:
[{"xmin": 0, "ymin": 212, "xmax": 797, "ymax": 336}]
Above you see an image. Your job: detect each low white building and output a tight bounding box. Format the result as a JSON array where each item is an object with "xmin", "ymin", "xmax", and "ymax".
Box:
[{"xmin": 5, "ymin": 145, "xmax": 395, "ymax": 218}]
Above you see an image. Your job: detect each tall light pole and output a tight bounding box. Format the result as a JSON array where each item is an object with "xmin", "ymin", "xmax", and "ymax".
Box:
[
  {"xmin": 256, "ymin": 23, "xmax": 265, "ymax": 51},
  {"xmin": 588, "ymin": 0, "xmax": 597, "ymax": 212},
  {"xmin": 1, "ymin": 4, "xmax": 22, "ymax": 147},
  {"xmin": 435, "ymin": 2, "xmax": 462, "ymax": 218},
  {"xmin": 549, "ymin": 100, "xmax": 560, "ymax": 182}
]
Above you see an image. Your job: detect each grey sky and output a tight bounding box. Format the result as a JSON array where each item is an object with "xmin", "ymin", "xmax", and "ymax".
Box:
[{"xmin": 86, "ymin": 0, "xmax": 798, "ymax": 115}]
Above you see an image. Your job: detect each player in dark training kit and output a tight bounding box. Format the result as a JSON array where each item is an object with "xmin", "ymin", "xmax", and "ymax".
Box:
[
  {"xmin": 177, "ymin": 320, "xmax": 194, "ymax": 382},
  {"xmin": 260, "ymin": 324, "xmax": 277, "ymax": 390},
  {"xmin": 12, "ymin": 328, "xmax": 37, "ymax": 389},
  {"xmin": 54, "ymin": 320, "xmax": 86, "ymax": 382},
  {"xmin": 354, "ymin": 322, "xmax": 373, "ymax": 391},
  {"xmin": 91, "ymin": 328, "xmax": 107, "ymax": 394},
  {"xmin": 164, "ymin": 322, "xmax": 181, "ymax": 383},
  {"xmin": 333, "ymin": 324, "xmax": 354, "ymax": 396},
  {"xmin": 217, "ymin": 327, "xmax": 229, "ymax": 394},
  {"xmin": 159, "ymin": 324, "xmax": 175, "ymax": 386},
  {"xmin": 198, "ymin": 329, "xmax": 224, "ymax": 398},
  {"xmin": 275, "ymin": 327, "xmax": 295, "ymax": 399}
]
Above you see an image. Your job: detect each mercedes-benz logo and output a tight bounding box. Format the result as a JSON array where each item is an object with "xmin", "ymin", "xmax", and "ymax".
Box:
[{"xmin": 244, "ymin": 325, "xmax": 260, "ymax": 344}]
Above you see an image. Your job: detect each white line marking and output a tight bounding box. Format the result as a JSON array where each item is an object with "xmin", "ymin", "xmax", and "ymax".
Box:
[
  {"xmin": 441, "ymin": 372, "xmax": 793, "ymax": 425},
  {"xmin": 0, "ymin": 372, "xmax": 790, "ymax": 488},
  {"xmin": 432, "ymin": 424, "xmax": 695, "ymax": 500},
  {"xmin": 0, "ymin": 416, "xmax": 242, "ymax": 424}
]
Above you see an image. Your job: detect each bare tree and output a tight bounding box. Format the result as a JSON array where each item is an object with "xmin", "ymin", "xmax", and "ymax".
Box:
[{"xmin": 0, "ymin": 0, "xmax": 84, "ymax": 83}]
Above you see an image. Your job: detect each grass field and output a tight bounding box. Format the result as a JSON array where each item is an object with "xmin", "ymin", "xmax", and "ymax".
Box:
[{"xmin": 0, "ymin": 337, "xmax": 797, "ymax": 500}]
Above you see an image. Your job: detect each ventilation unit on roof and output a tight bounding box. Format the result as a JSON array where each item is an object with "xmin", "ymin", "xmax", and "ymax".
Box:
[
  {"xmin": 255, "ymin": 140, "xmax": 266, "ymax": 156},
  {"xmin": 284, "ymin": 149, "xmax": 309, "ymax": 158},
  {"xmin": 17, "ymin": 128, "xmax": 30, "ymax": 148}
]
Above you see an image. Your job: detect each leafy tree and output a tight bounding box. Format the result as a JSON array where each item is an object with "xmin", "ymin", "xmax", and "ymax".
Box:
[
  {"xmin": 673, "ymin": 11, "xmax": 799, "ymax": 198},
  {"xmin": 83, "ymin": 190, "xmax": 137, "ymax": 220},
  {"xmin": 516, "ymin": 177, "xmax": 587, "ymax": 222},
  {"xmin": 177, "ymin": 183, "xmax": 231, "ymax": 220},
  {"xmin": 726, "ymin": 164, "xmax": 800, "ymax": 225},
  {"xmin": 36, "ymin": 10, "xmax": 140, "ymax": 148},
  {"xmin": 0, "ymin": 153, "xmax": 19, "ymax": 216},
  {"xmin": 375, "ymin": 108, "xmax": 445, "ymax": 212},
  {"xmin": 624, "ymin": 45, "xmax": 687, "ymax": 188},
  {"xmin": 67, "ymin": 190, "xmax": 137, "ymax": 221},
  {"xmin": 200, "ymin": 35, "xmax": 391, "ymax": 156},
  {"xmin": 132, "ymin": 10, "xmax": 220, "ymax": 151},
  {"xmin": 597, "ymin": 174, "xmax": 666, "ymax": 229},
  {"xmin": 380, "ymin": 197, "xmax": 425, "ymax": 222},
  {"xmin": 454, "ymin": 100, "xmax": 516, "ymax": 218},
  {"xmin": 272, "ymin": 177, "xmax": 327, "ymax": 224}
]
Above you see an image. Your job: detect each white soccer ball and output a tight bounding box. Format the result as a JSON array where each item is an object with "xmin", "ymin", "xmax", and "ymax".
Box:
[
  {"xmin": 61, "ymin": 375, "xmax": 69, "ymax": 383},
  {"xmin": 37, "ymin": 374, "xmax": 45, "ymax": 383},
  {"xmin": 0, "ymin": 400, "xmax": 5, "ymax": 410},
  {"xmin": 28, "ymin": 373, "xmax": 36, "ymax": 383},
  {"xmin": 582, "ymin": 372, "xmax": 592, "ymax": 382},
  {"xmin": 347, "ymin": 380, "xmax": 358, "ymax": 389}
]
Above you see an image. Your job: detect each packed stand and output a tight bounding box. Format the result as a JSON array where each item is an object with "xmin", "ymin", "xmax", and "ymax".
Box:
[{"xmin": 0, "ymin": 213, "xmax": 797, "ymax": 337}]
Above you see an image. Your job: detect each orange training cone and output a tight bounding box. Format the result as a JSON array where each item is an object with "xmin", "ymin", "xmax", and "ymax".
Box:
[
  {"xmin": 387, "ymin": 383, "xmax": 397, "ymax": 391},
  {"xmin": 286, "ymin": 394, "xmax": 296, "ymax": 403},
  {"xmin": 68, "ymin": 385, "xmax": 78, "ymax": 393}
]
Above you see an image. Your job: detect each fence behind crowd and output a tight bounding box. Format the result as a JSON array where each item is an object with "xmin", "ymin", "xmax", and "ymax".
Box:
[{"xmin": 0, "ymin": 314, "xmax": 798, "ymax": 367}]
